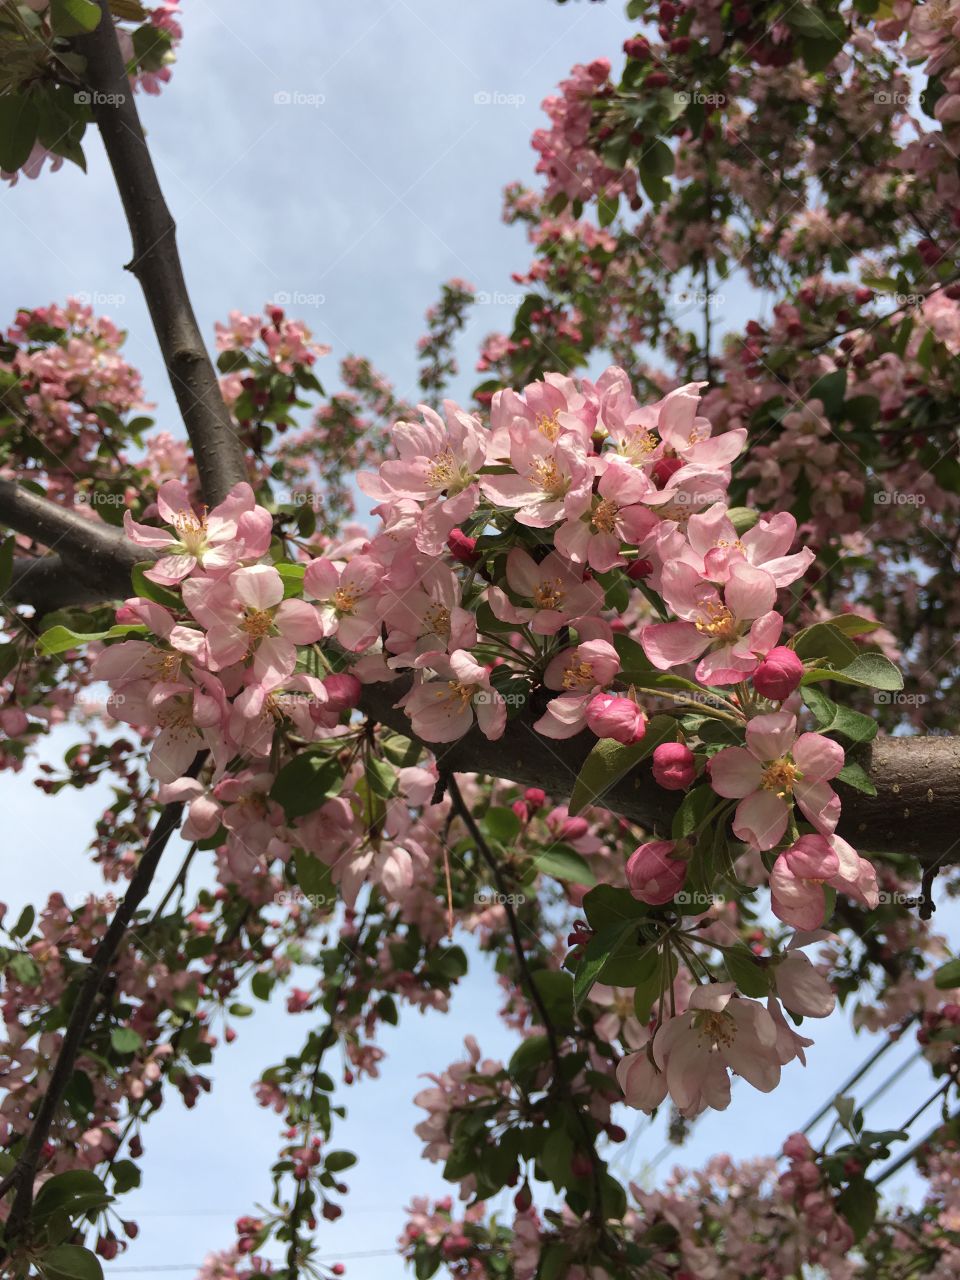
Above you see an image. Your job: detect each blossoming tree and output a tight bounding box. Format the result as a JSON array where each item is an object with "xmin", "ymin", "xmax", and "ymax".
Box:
[{"xmin": 2, "ymin": 0, "xmax": 960, "ymax": 1277}]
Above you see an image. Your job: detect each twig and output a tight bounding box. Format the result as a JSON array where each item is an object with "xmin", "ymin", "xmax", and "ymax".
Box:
[
  {"xmin": 0, "ymin": 755, "xmax": 203, "ymax": 1246},
  {"xmin": 445, "ymin": 774, "xmax": 609, "ymax": 1228}
]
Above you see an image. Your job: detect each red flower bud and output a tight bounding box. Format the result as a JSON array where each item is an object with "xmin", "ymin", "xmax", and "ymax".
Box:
[
  {"xmin": 447, "ymin": 527, "xmax": 479, "ymax": 566},
  {"xmin": 752, "ymin": 646, "xmax": 803, "ymax": 701},
  {"xmin": 651, "ymin": 742, "xmax": 696, "ymax": 790}
]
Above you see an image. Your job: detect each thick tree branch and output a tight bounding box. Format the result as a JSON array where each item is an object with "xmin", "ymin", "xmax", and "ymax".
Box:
[
  {"xmin": 0, "ymin": 757, "xmax": 202, "ymax": 1248},
  {"xmin": 360, "ymin": 680, "xmax": 960, "ymax": 866},
  {"xmin": 72, "ymin": 2, "xmax": 248, "ymax": 507},
  {"xmin": 0, "ymin": 480, "xmax": 145, "ymax": 612}
]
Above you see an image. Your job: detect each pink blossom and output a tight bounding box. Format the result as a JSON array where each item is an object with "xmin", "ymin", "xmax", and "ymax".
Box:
[
  {"xmin": 399, "ymin": 651, "xmax": 506, "ymax": 743},
  {"xmin": 555, "ymin": 457, "xmax": 659, "ymax": 570},
  {"xmin": 124, "ymin": 480, "xmax": 271, "ymax": 585},
  {"xmin": 302, "ymin": 556, "xmax": 383, "ymax": 652},
  {"xmin": 653, "ymin": 983, "xmax": 781, "ymax": 1116},
  {"xmin": 641, "ymin": 560, "xmax": 783, "ymax": 685},
  {"xmin": 489, "ymin": 548, "xmax": 603, "ymax": 636},
  {"xmin": 533, "ymin": 639, "xmax": 620, "ymax": 739},
  {"xmin": 707, "ymin": 712, "xmax": 844, "ymax": 850},
  {"xmin": 479, "ymin": 433, "xmax": 594, "ymax": 529},
  {"xmin": 770, "ymin": 834, "xmax": 879, "ymax": 929},
  {"xmin": 182, "ymin": 565, "xmax": 324, "ymax": 683}
]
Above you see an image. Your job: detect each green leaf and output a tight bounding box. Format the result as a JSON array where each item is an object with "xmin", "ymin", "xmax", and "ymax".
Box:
[
  {"xmin": 671, "ymin": 785, "xmax": 716, "ymax": 841},
  {"xmin": 0, "ymin": 94, "xmax": 40, "ymax": 174},
  {"xmin": 531, "ymin": 846, "xmax": 597, "ymax": 887},
  {"xmin": 833, "ymin": 653, "xmax": 903, "ymax": 692},
  {"xmin": 638, "ymin": 139, "xmax": 674, "ymax": 203},
  {"xmin": 131, "ymin": 563, "xmax": 182, "ymax": 609},
  {"xmin": 33, "ymin": 1170, "xmax": 110, "ymax": 1219},
  {"xmin": 483, "ymin": 806, "xmax": 521, "ymax": 844},
  {"xmin": 110, "ymin": 1027, "xmax": 143, "ymax": 1054},
  {"xmin": 270, "ymin": 751, "xmax": 342, "ymax": 819},
  {"xmin": 817, "ymin": 614, "xmax": 882, "ymax": 637},
  {"xmin": 582, "ymin": 884, "xmax": 648, "ymax": 931},
  {"xmin": 806, "ymin": 369, "xmax": 847, "ymax": 417},
  {"xmin": 324, "ymin": 1150, "xmax": 357, "ymax": 1172},
  {"xmin": 293, "ymin": 850, "xmax": 334, "ymax": 903},
  {"xmin": 837, "ymin": 761, "xmax": 877, "ymax": 796},
  {"xmin": 0, "ymin": 535, "xmax": 14, "ymax": 595},
  {"xmin": 569, "ymin": 715, "xmax": 679, "ymax": 815},
  {"xmin": 802, "ymin": 687, "xmax": 877, "ymax": 745},
  {"xmin": 508, "ymin": 1033, "xmax": 551, "ymax": 1082},
  {"xmin": 934, "ymin": 958, "xmax": 960, "ymax": 990},
  {"xmin": 50, "ymin": 0, "xmax": 102, "ymax": 36},
  {"xmin": 111, "ymin": 1159, "xmax": 141, "ymax": 1193},
  {"xmin": 39, "ymin": 1245, "xmax": 104, "ymax": 1280},
  {"xmin": 598, "ymin": 191, "xmax": 619, "ymax": 227},
  {"xmin": 791, "ymin": 622, "xmax": 860, "ymax": 667},
  {"xmin": 37, "ymin": 622, "xmax": 147, "ymax": 656},
  {"xmin": 276, "ymin": 562, "xmax": 305, "ymax": 598},
  {"xmin": 724, "ymin": 946, "xmax": 771, "ymax": 998},
  {"xmin": 836, "ymin": 1176, "xmax": 879, "ymax": 1243},
  {"xmin": 573, "ymin": 920, "xmax": 638, "ymax": 1012},
  {"xmin": 10, "ymin": 905, "xmax": 34, "ymax": 939}
]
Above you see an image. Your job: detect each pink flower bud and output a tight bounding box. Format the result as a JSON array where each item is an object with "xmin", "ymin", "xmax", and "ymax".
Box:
[
  {"xmin": 651, "ymin": 742, "xmax": 695, "ymax": 790},
  {"xmin": 585, "ymin": 693, "xmax": 646, "ymax": 745},
  {"xmin": 322, "ymin": 673, "xmax": 362, "ymax": 711},
  {"xmin": 447, "ymin": 527, "xmax": 479, "ymax": 566},
  {"xmin": 626, "ymin": 557, "xmax": 653, "ymax": 581},
  {"xmin": 512, "ymin": 800, "xmax": 529, "ymax": 823},
  {"xmin": 652, "ymin": 456, "xmax": 684, "ymax": 487},
  {"xmin": 752, "ymin": 646, "xmax": 804, "ymax": 701},
  {"xmin": 558, "ymin": 815, "xmax": 589, "ymax": 842},
  {"xmin": 626, "ymin": 840, "xmax": 687, "ymax": 905},
  {"xmin": 524, "ymin": 787, "xmax": 546, "ymax": 809}
]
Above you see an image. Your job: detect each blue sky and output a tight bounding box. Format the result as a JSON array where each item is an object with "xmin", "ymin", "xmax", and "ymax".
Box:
[{"xmin": 0, "ymin": 2, "xmax": 950, "ymax": 1276}]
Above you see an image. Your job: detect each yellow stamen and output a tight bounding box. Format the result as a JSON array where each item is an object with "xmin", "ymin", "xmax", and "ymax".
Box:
[
  {"xmin": 591, "ymin": 498, "xmax": 619, "ymax": 533},
  {"xmin": 694, "ymin": 602, "xmax": 738, "ymax": 641},
  {"xmin": 761, "ymin": 757, "xmax": 800, "ymax": 798},
  {"xmin": 533, "ymin": 578, "xmax": 565, "ymax": 610},
  {"xmin": 562, "ymin": 660, "xmax": 595, "ymax": 691}
]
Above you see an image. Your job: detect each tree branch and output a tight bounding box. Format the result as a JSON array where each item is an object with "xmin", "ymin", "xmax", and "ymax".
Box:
[
  {"xmin": 0, "ymin": 480, "xmax": 145, "ymax": 612},
  {"xmin": 360, "ymin": 680, "xmax": 960, "ymax": 866},
  {"xmin": 0, "ymin": 758, "xmax": 201, "ymax": 1247},
  {"xmin": 72, "ymin": 2, "xmax": 248, "ymax": 507}
]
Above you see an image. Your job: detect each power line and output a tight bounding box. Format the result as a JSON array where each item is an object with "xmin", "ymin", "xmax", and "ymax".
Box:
[
  {"xmin": 800, "ymin": 1016, "xmax": 917, "ymax": 1135},
  {"xmin": 108, "ymin": 1248, "xmax": 399, "ymax": 1272}
]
